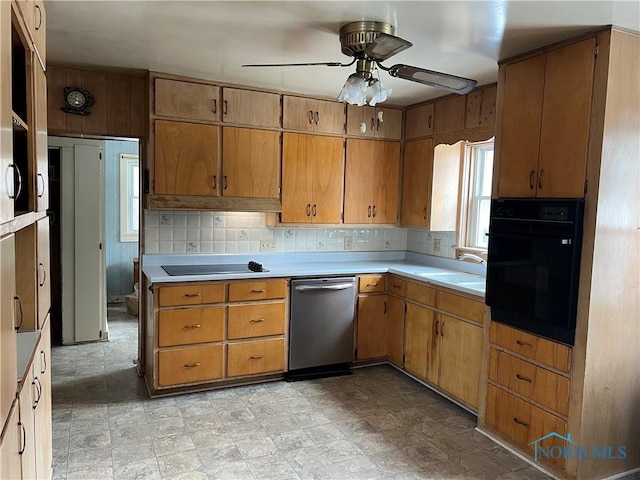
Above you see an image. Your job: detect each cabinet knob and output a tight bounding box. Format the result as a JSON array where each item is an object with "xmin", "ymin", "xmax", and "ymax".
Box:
[
  {"xmin": 309, "ymin": 110, "xmax": 314, "ymax": 124},
  {"xmin": 223, "ymin": 100, "xmax": 228, "ymax": 115},
  {"xmin": 315, "ymin": 111, "xmax": 320, "ymax": 125},
  {"xmin": 312, "ymin": 204, "xmax": 317, "ymax": 217},
  {"xmin": 211, "ymin": 99, "xmax": 217, "ymax": 113}
]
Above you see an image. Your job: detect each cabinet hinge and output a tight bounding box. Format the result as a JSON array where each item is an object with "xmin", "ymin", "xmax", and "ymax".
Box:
[
  {"xmin": 595, "ymin": 44, "xmax": 599, "ymax": 57},
  {"xmin": 584, "ymin": 179, "xmax": 588, "ymax": 194}
]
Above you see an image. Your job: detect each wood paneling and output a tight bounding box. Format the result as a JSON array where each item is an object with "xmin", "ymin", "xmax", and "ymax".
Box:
[
  {"xmin": 228, "ymin": 280, "xmax": 287, "ymax": 302},
  {"xmin": 356, "ymin": 295, "xmax": 387, "ymax": 360},
  {"xmin": 80, "ymin": 70, "xmax": 108, "ymax": 134},
  {"xmin": 537, "ymin": 38, "xmax": 595, "ymax": 197},
  {"xmin": 154, "ymin": 78, "xmax": 219, "ymax": 122},
  {"xmin": 401, "ymin": 138, "xmax": 432, "ymax": 227},
  {"xmin": 222, "ymin": 127, "xmax": 279, "ymax": 199},
  {"xmin": 222, "ymin": 88, "xmax": 280, "ymax": 128},
  {"xmin": 158, "ymin": 283, "xmax": 225, "ymax": 307},
  {"xmin": 227, "ymin": 302, "xmax": 285, "ymax": 339},
  {"xmin": 405, "ymin": 103, "xmax": 434, "ymax": 139},
  {"xmin": 358, "ymin": 274, "xmax": 385, "ymax": 293},
  {"xmin": 153, "ymin": 120, "xmax": 218, "ymax": 196},
  {"xmin": 157, "ymin": 345, "xmax": 224, "ymax": 386},
  {"xmin": 158, "ymin": 307, "xmax": 224, "ymax": 347},
  {"xmin": 434, "ymin": 96, "xmax": 466, "ymax": 133},
  {"xmin": 227, "ymin": 338, "xmax": 285, "ymax": 377},
  {"xmin": 106, "ymin": 73, "xmax": 131, "ymax": 137},
  {"xmin": 386, "ymin": 295, "xmax": 405, "ymax": 366},
  {"xmin": 130, "ymin": 76, "xmax": 146, "ymax": 138}
]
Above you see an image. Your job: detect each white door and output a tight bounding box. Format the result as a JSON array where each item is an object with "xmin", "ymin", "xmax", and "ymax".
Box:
[{"xmin": 48, "ymin": 138, "xmax": 106, "ymax": 344}]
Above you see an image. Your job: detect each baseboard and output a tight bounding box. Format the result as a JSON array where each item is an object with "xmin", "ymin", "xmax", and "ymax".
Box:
[{"xmin": 108, "ymin": 295, "xmax": 126, "ymax": 304}]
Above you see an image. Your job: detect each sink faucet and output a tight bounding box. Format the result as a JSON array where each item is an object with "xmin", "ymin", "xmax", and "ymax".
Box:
[{"xmin": 457, "ymin": 253, "xmax": 487, "ymax": 267}]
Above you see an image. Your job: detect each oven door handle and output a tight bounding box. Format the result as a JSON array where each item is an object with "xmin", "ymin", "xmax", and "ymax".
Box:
[{"xmin": 487, "ymin": 231, "xmax": 575, "ymax": 242}]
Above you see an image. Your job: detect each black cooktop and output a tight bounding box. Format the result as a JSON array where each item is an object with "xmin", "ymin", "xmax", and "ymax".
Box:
[{"xmin": 162, "ymin": 262, "xmax": 268, "ymax": 276}]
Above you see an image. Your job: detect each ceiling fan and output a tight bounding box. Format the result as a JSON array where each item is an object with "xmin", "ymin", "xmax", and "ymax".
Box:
[{"xmin": 243, "ymin": 21, "xmax": 478, "ymax": 105}]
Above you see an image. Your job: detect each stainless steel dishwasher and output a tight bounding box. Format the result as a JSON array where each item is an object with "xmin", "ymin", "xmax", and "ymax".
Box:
[{"xmin": 286, "ymin": 277, "xmax": 356, "ymax": 380}]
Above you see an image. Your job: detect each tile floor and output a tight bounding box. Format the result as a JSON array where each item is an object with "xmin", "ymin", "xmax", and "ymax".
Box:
[{"xmin": 50, "ymin": 306, "xmax": 552, "ymax": 480}]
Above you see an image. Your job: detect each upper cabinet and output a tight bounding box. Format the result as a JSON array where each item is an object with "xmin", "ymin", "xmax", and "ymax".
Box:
[
  {"xmin": 155, "ymin": 78, "xmax": 220, "ymax": 122},
  {"xmin": 346, "ymin": 105, "xmax": 403, "ymax": 140},
  {"xmin": 221, "ymin": 88, "xmax": 280, "ymax": 128},
  {"xmin": 434, "ymin": 96, "xmax": 466, "ymax": 134},
  {"xmin": 497, "ymin": 38, "xmax": 595, "ymax": 198},
  {"xmin": 465, "ymin": 85, "xmax": 496, "ymax": 129},
  {"xmin": 344, "ymin": 139, "xmax": 400, "ymax": 224},
  {"xmin": 405, "ymin": 103, "xmax": 434, "ymax": 140},
  {"xmin": 283, "ymin": 96, "xmax": 344, "ymax": 135}
]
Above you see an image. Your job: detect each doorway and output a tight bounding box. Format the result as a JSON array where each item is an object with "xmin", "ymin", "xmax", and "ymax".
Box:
[{"xmin": 47, "ymin": 137, "xmax": 139, "ymax": 345}]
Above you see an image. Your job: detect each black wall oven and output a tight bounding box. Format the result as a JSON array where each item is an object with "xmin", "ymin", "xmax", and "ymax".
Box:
[{"xmin": 486, "ymin": 198, "xmax": 585, "ymax": 346}]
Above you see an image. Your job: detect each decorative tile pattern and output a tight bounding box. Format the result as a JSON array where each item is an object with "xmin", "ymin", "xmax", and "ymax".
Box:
[{"xmin": 51, "ymin": 307, "xmax": 550, "ymax": 480}]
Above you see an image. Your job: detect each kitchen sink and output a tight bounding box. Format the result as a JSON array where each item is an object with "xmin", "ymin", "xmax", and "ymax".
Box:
[{"xmin": 413, "ymin": 272, "xmax": 485, "ymax": 284}]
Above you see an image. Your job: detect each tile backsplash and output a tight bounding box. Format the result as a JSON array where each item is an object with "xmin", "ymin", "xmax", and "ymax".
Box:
[
  {"xmin": 144, "ymin": 211, "xmax": 408, "ymax": 254},
  {"xmin": 407, "ymin": 229, "xmax": 458, "ymax": 259}
]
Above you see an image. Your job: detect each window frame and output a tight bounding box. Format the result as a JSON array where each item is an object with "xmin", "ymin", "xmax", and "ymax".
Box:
[{"xmin": 119, "ymin": 153, "xmax": 139, "ymax": 243}]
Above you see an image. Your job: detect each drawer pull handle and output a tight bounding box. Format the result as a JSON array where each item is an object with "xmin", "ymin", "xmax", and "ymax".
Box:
[
  {"xmin": 516, "ymin": 340, "xmax": 533, "ymax": 349},
  {"xmin": 184, "ymin": 324, "xmax": 201, "ymax": 329},
  {"xmin": 184, "ymin": 293, "xmax": 201, "ymax": 298},
  {"xmin": 513, "ymin": 417, "xmax": 529, "ymax": 427},
  {"xmin": 366, "ymin": 283, "xmax": 379, "ymax": 287},
  {"xmin": 516, "ymin": 374, "xmax": 533, "ymax": 383},
  {"xmin": 250, "ymin": 355, "xmax": 264, "ymax": 360},
  {"xmin": 392, "ymin": 284, "xmax": 402, "ymax": 289},
  {"xmin": 250, "ymin": 318, "xmax": 265, "ymax": 323},
  {"xmin": 250, "ymin": 289, "xmax": 266, "ymax": 293},
  {"xmin": 184, "ymin": 363, "xmax": 201, "ymax": 368}
]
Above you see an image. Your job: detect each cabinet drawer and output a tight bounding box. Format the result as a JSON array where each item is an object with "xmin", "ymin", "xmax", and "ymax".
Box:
[
  {"xmin": 157, "ymin": 345, "xmax": 223, "ymax": 386},
  {"xmin": 228, "ymin": 280, "xmax": 287, "ymax": 302},
  {"xmin": 359, "ymin": 275, "xmax": 385, "ymax": 293},
  {"xmin": 406, "ymin": 282, "xmax": 436, "ymax": 307},
  {"xmin": 490, "ymin": 322, "xmax": 571, "ymax": 372},
  {"xmin": 228, "ymin": 302, "xmax": 286, "ymax": 339},
  {"xmin": 158, "ymin": 284, "xmax": 225, "ymax": 307},
  {"xmin": 227, "ymin": 338, "xmax": 285, "ymax": 377},
  {"xmin": 388, "ymin": 276, "xmax": 406, "ymax": 297},
  {"xmin": 488, "ymin": 348, "xmax": 570, "ymax": 416},
  {"xmin": 158, "ymin": 307, "xmax": 224, "ymax": 347},
  {"xmin": 485, "ymin": 385, "xmax": 567, "ymax": 468},
  {"xmin": 437, "ymin": 291, "xmax": 484, "ymax": 324}
]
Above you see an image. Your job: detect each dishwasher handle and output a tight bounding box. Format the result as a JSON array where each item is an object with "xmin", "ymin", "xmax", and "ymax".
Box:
[{"xmin": 294, "ymin": 283, "xmax": 354, "ymax": 292}]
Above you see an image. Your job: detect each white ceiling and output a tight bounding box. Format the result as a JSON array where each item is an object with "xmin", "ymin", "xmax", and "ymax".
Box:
[{"xmin": 45, "ymin": 1, "xmax": 640, "ymax": 106}]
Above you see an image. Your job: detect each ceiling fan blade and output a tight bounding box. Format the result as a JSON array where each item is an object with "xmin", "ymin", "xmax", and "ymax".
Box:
[
  {"xmin": 388, "ymin": 64, "xmax": 477, "ymax": 94},
  {"xmin": 242, "ymin": 61, "xmax": 351, "ymax": 67},
  {"xmin": 364, "ymin": 33, "xmax": 412, "ymax": 61}
]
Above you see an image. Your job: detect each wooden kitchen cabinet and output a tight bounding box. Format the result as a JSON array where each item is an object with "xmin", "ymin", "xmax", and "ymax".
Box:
[
  {"xmin": 18, "ymin": 363, "xmax": 37, "ymax": 480},
  {"xmin": 155, "ymin": 78, "xmax": 220, "ymax": 122},
  {"xmin": 404, "ymin": 302, "xmax": 438, "ymax": 383},
  {"xmin": 34, "ymin": 320, "xmax": 52, "ymax": 480},
  {"xmin": 15, "ymin": 225, "xmax": 37, "ymax": 332},
  {"xmin": 153, "ymin": 120, "xmax": 219, "ymax": 196},
  {"xmin": 346, "ymin": 105, "xmax": 403, "ymax": 140},
  {"xmin": 356, "ymin": 295, "xmax": 387, "ymax": 360},
  {"xmin": 221, "ymin": 127, "xmax": 280, "ymax": 199},
  {"xmin": 405, "ymin": 102, "xmax": 434, "ymax": 139},
  {"xmin": 281, "ymin": 133, "xmax": 343, "ymax": 223},
  {"xmin": 158, "ymin": 345, "xmax": 224, "ymax": 386},
  {"xmin": 465, "ymin": 85, "xmax": 496, "ymax": 129},
  {"xmin": 434, "ymin": 95, "xmax": 466, "ymax": 134},
  {"xmin": 221, "ymin": 88, "xmax": 280, "ymax": 128},
  {"xmin": 283, "ymin": 96, "xmax": 344, "ymax": 135},
  {"xmin": 36, "ymin": 217, "xmax": 50, "ymax": 329},
  {"xmin": 227, "ymin": 338, "xmax": 285, "ymax": 377},
  {"xmin": 401, "ymin": 138, "xmax": 432, "ymax": 227},
  {"xmin": 497, "ymin": 38, "xmax": 595, "ymax": 198},
  {"xmin": 386, "ymin": 290, "xmax": 405, "ymax": 366},
  {"xmin": 344, "ymin": 139, "xmax": 400, "ymax": 224},
  {"xmin": 0, "ymin": 234, "xmax": 17, "ymax": 427},
  {"xmin": 0, "ymin": 402, "xmax": 21, "ymax": 480},
  {"xmin": 34, "ymin": 62, "xmax": 48, "ymax": 212},
  {"xmin": 158, "ymin": 307, "xmax": 224, "ymax": 347}
]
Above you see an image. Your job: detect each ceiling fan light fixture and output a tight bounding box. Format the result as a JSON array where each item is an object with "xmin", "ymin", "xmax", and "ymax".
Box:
[
  {"xmin": 337, "ymin": 73, "xmax": 368, "ymax": 106},
  {"xmin": 366, "ymin": 79, "xmax": 392, "ymax": 107}
]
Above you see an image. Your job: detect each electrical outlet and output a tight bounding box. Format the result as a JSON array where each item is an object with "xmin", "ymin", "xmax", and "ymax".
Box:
[
  {"xmin": 260, "ymin": 239, "xmax": 276, "ymax": 252},
  {"xmin": 433, "ymin": 239, "xmax": 441, "ymax": 253},
  {"xmin": 344, "ymin": 236, "xmax": 353, "ymax": 250}
]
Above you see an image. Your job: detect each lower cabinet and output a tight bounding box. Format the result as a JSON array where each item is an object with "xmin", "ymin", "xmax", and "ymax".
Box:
[
  {"xmin": 404, "ymin": 303, "xmax": 438, "ymax": 383},
  {"xmin": 158, "ymin": 345, "xmax": 224, "ymax": 387},
  {"xmin": 356, "ymin": 275, "xmax": 387, "ymax": 360},
  {"xmin": 0, "ymin": 401, "xmax": 21, "ymax": 480},
  {"xmin": 227, "ymin": 338, "xmax": 285, "ymax": 377},
  {"xmin": 385, "ymin": 294, "xmax": 405, "ymax": 366}
]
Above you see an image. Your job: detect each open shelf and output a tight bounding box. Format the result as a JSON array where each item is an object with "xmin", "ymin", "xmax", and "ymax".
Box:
[{"xmin": 11, "ymin": 111, "xmax": 28, "ymax": 131}]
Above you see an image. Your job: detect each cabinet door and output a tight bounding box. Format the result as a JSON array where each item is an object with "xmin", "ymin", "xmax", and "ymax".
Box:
[
  {"xmin": 386, "ymin": 295, "xmax": 405, "ymax": 366},
  {"xmin": 497, "ymin": 55, "xmax": 545, "ymax": 197},
  {"xmin": 430, "ymin": 142, "xmax": 462, "ymax": 232},
  {"xmin": 18, "ymin": 367, "xmax": 37, "ymax": 480},
  {"xmin": 34, "ymin": 62, "xmax": 48, "ymax": 211},
  {"xmin": 154, "ymin": 120, "xmax": 219, "ymax": 196},
  {"xmin": 346, "ymin": 105, "xmax": 376, "ymax": 138},
  {"xmin": 312, "ymin": 135, "xmax": 344, "ymax": 224},
  {"xmin": 538, "ymin": 38, "xmax": 595, "ymax": 198},
  {"xmin": 434, "ymin": 96, "xmax": 466, "ymax": 133},
  {"xmin": 155, "ymin": 78, "xmax": 220, "ymax": 122},
  {"xmin": 281, "ymin": 133, "xmax": 314, "ymax": 223},
  {"xmin": 36, "ymin": 218, "xmax": 50, "ymax": 329},
  {"xmin": 356, "ymin": 295, "xmax": 387, "ymax": 360},
  {"xmin": 344, "ymin": 139, "xmax": 375, "ymax": 223},
  {"xmin": 0, "ymin": 402, "xmax": 21, "ymax": 480},
  {"xmin": 465, "ymin": 86, "xmax": 497, "ymax": 129},
  {"xmin": 404, "ymin": 303, "xmax": 438, "ymax": 383},
  {"xmin": 401, "ymin": 139, "xmax": 432, "ymax": 227},
  {"xmin": 282, "ymin": 96, "xmax": 316, "ymax": 133},
  {"xmin": 222, "ymin": 127, "xmax": 279, "ymax": 199},
  {"xmin": 0, "ymin": 235, "xmax": 17, "ymax": 425},
  {"xmin": 405, "ymin": 103, "xmax": 434, "ymax": 140},
  {"xmin": 222, "ymin": 88, "xmax": 280, "ymax": 128},
  {"xmin": 0, "ymin": 0, "xmax": 13, "ymax": 224},
  {"xmin": 372, "ymin": 141, "xmax": 400, "ymax": 224},
  {"xmin": 313, "ymin": 98, "xmax": 345, "ymax": 135},
  {"xmin": 437, "ymin": 315, "xmax": 482, "ymax": 408},
  {"xmin": 35, "ymin": 320, "xmax": 52, "ymax": 480},
  {"xmin": 32, "ymin": 0, "xmax": 45, "ymax": 65},
  {"xmin": 374, "ymin": 107, "xmax": 403, "ymax": 140}
]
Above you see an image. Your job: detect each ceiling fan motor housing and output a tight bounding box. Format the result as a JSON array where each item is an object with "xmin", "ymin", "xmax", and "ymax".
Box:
[{"xmin": 339, "ymin": 21, "xmax": 395, "ymax": 58}]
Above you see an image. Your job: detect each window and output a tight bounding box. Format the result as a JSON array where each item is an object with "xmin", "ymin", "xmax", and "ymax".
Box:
[
  {"xmin": 459, "ymin": 139, "xmax": 494, "ymax": 250},
  {"xmin": 120, "ymin": 154, "xmax": 139, "ymax": 242}
]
